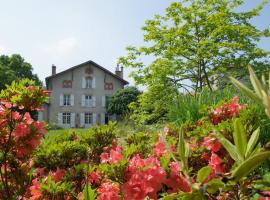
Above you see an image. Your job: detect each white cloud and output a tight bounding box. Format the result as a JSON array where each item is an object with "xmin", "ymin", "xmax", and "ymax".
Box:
[{"xmin": 44, "ymin": 37, "xmax": 79, "ymax": 57}]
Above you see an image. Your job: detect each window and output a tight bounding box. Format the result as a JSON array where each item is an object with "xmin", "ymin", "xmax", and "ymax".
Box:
[
  {"xmin": 63, "ymin": 94, "xmax": 71, "ymax": 106},
  {"xmin": 62, "ymin": 80, "xmax": 72, "ymax": 88},
  {"xmin": 85, "ymin": 113, "xmax": 93, "ymax": 124},
  {"xmin": 85, "ymin": 77, "xmax": 92, "ymax": 88},
  {"xmin": 85, "ymin": 95, "xmax": 92, "ymax": 107},
  {"xmin": 62, "ymin": 113, "xmax": 71, "ymax": 124}
]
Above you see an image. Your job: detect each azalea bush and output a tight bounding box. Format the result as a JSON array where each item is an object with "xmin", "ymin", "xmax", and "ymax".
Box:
[
  {"xmin": 0, "ymin": 79, "xmax": 49, "ymax": 199},
  {"xmin": 1, "ymin": 79, "xmax": 270, "ymax": 199},
  {"xmin": 24, "ymin": 96, "xmax": 270, "ymax": 200}
]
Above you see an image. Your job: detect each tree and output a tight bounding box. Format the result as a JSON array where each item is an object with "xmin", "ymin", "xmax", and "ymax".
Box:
[
  {"xmin": 0, "ymin": 54, "xmax": 42, "ymax": 90},
  {"xmin": 119, "ymin": 0, "xmax": 270, "ymax": 93},
  {"xmin": 106, "ymin": 86, "xmax": 141, "ymax": 116}
]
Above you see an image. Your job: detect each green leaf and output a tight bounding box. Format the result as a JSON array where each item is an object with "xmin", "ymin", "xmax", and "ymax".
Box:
[
  {"xmin": 217, "ymin": 133, "xmax": 243, "ymax": 163},
  {"xmin": 177, "ymin": 128, "xmax": 185, "ymax": 162},
  {"xmin": 206, "ymin": 179, "xmax": 224, "ymax": 194},
  {"xmin": 248, "ymin": 66, "xmax": 264, "ymax": 98},
  {"xmin": 83, "ymin": 185, "xmax": 97, "ymax": 200},
  {"xmin": 232, "ymin": 151, "xmax": 270, "ymax": 181},
  {"xmin": 197, "ymin": 166, "xmax": 211, "ymax": 183},
  {"xmin": 245, "ymin": 128, "xmax": 260, "ymax": 158},
  {"xmin": 233, "ymin": 119, "xmax": 247, "ymax": 157},
  {"xmin": 230, "ymin": 77, "xmax": 261, "ymax": 103}
]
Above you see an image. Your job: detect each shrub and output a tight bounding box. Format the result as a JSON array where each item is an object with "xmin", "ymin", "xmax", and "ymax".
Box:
[{"xmin": 0, "ymin": 79, "xmax": 48, "ymax": 199}]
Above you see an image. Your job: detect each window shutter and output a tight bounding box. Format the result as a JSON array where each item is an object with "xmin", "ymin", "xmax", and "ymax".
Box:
[
  {"xmin": 92, "ymin": 113, "xmax": 97, "ymax": 125},
  {"xmin": 101, "ymin": 113, "xmax": 105, "ymax": 124},
  {"xmin": 71, "ymin": 113, "xmax": 75, "ymax": 127},
  {"xmin": 92, "ymin": 96, "xmax": 96, "ymax": 107},
  {"xmin": 102, "ymin": 96, "xmax": 106, "ymax": 107},
  {"xmin": 71, "ymin": 95, "xmax": 74, "ymax": 106},
  {"xmin": 58, "ymin": 113, "xmax": 62, "ymax": 126},
  {"xmin": 92, "ymin": 77, "xmax": 96, "ymax": 88},
  {"xmin": 80, "ymin": 113, "xmax": 85, "ymax": 127},
  {"xmin": 81, "ymin": 95, "xmax": 85, "ymax": 107},
  {"xmin": 60, "ymin": 94, "xmax": 63, "ymax": 106},
  {"xmin": 82, "ymin": 77, "xmax": 86, "ymax": 89}
]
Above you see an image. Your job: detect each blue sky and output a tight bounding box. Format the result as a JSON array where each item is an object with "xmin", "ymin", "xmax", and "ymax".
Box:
[{"xmin": 0, "ymin": 0, "xmax": 269, "ymax": 86}]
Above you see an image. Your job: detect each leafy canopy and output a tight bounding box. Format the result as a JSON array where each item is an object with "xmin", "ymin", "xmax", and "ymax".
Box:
[
  {"xmin": 0, "ymin": 54, "xmax": 42, "ymax": 90},
  {"xmin": 107, "ymin": 86, "xmax": 141, "ymax": 115},
  {"xmin": 119, "ymin": 0, "xmax": 270, "ymax": 93}
]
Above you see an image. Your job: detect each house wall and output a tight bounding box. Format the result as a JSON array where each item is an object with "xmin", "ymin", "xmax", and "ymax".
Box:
[{"xmin": 46, "ymin": 63, "xmax": 125, "ymax": 128}]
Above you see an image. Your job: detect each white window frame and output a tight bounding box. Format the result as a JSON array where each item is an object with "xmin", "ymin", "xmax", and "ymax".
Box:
[
  {"xmin": 63, "ymin": 94, "xmax": 71, "ymax": 106},
  {"xmin": 62, "ymin": 112, "xmax": 71, "ymax": 124},
  {"xmin": 85, "ymin": 95, "xmax": 92, "ymax": 107},
  {"xmin": 85, "ymin": 113, "xmax": 93, "ymax": 124},
  {"xmin": 85, "ymin": 78, "xmax": 92, "ymax": 88}
]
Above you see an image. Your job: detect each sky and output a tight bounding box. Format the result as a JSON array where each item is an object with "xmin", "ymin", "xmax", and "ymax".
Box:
[{"xmin": 0, "ymin": 0, "xmax": 269, "ymax": 86}]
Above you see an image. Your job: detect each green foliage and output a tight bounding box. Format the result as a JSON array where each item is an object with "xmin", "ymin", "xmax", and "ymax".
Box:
[
  {"xmin": 119, "ymin": 0, "xmax": 270, "ymax": 94},
  {"xmin": 82, "ymin": 122, "xmax": 117, "ymax": 155},
  {"xmin": 125, "ymin": 132, "xmax": 153, "ymax": 157},
  {"xmin": 35, "ymin": 122, "xmax": 117, "ymax": 170},
  {"xmin": 129, "ymin": 84, "xmax": 177, "ymax": 124},
  {"xmin": 231, "ymin": 66, "xmax": 270, "ymax": 118},
  {"xmin": 82, "ymin": 185, "xmax": 97, "ymax": 200},
  {"xmin": 106, "ymin": 86, "xmax": 141, "ymax": 115},
  {"xmin": 216, "ymin": 119, "xmax": 270, "ymax": 181},
  {"xmin": 0, "ymin": 54, "xmax": 42, "ymax": 90},
  {"xmin": 34, "ymin": 132, "xmax": 89, "ymax": 170}
]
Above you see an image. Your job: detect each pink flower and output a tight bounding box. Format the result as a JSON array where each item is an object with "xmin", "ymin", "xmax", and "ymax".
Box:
[
  {"xmin": 123, "ymin": 155, "xmax": 166, "ymax": 200},
  {"xmin": 89, "ymin": 171, "xmax": 101, "ymax": 185},
  {"xmin": 97, "ymin": 182, "xmax": 120, "ymax": 200},
  {"xmin": 24, "ymin": 112, "xmax": 33, "ymax": 124},
  {"xmin": 29, "ymin": 178, "xmax": 42, "ymax": 200},
  {"xmin": 109, "ymin": 149, "xmax": 123, "ymax": 164},
  {"xmin": 100, "ymin": 145, "xmax": 123, "ymax": 164},
  {"xmin": 13, "ymin": 123, "xmax": 30, "ymax": 138},
  {"xmin": 153, "ymin": 136, "xmax": 169, "ymax": 157},
  {"xmin": 202, "ymin": 136, "xmax": 222, "ymax": 152},
  {"xmin": 209, "ymin": 153, "xmax": 224, "ymax": 173},
  {"xmin": 164, "ymin": 161, "xmax": 191, "ymax": 193},
  {"xmin": 51, "ymin": 168, "xmax": 66, "ymax": 182},
  {"xmin": 11, "ymin": 111, "xmax": 21, "ymax": 121}
]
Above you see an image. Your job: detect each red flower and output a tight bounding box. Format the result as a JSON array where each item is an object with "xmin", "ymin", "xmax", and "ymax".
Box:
[
  {"xmin": 123, "ymin": 155, "xmax": 166, "ymax": 200},
  {"xmin": 153, "ymin": 135, "xmax": 169, "ymax": 157},
  {"xmin": 24, "ymin": 112, "xmax": 34, "ymax": 124},
  {"xmin": 209, "ymin": 153, "xmax": 224, "ymax": 173},
  {"xmin": 164, "ymin": 162, "xmax": 191, "ymax": 193},
  {"xmin": 100, "ymin": 145, "xmax": 123, "ymax": 164},
  {"xmin": 97, "ymin": 182, "xmax": 120, "ymax": 200},
  {"xmin": 88, "ymin": 171, "xmax": 101, "ymax": 185},
  {"xmin": 29, "ymin": 178, "xmax": 42, "ymax": 200},
  {"xmin": 13, "ymin": 123, "xmax": 30, "ymax": 138},
  {"xmin": 109, "ymin": 149, "xmax": 123, "ymax": 164},
  {"xmin": 51, "ymin": 168, "xmax": 66, "ymax": 182},
  {"xmin": 202, "ymin": 136, "xmax": 222, "ymax": 152}
]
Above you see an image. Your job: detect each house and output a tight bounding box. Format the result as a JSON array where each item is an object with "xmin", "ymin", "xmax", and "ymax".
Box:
[{"xmin": 40, "ymin": 60, "xmax": 128, "ymax": 128}]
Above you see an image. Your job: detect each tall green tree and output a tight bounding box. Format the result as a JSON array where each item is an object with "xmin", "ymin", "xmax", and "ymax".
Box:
[
  {"xmin": 0, "ymin": 54, "xmax": 42, "ymax": 90},
  {"xmin": 119, "ymin": 0, "xmax": 270, "ymax": 93},
  {"xmin": 107, "ymin": 86, "xmax": 141, "ymax": 116}
]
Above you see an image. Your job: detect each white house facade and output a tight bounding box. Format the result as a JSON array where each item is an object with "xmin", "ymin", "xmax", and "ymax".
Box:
[{"xmin": 41, "ymin": 60, "xmax": 128, "ymax": 128}]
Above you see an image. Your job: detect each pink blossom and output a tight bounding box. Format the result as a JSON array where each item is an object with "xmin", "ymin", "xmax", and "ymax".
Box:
[
  {"xmin": 29, "ymin": 178, "xmax": 42, "ymax": 200},
  {"xmin": 202, "ymin": 136, "xmax": 222, "ymax": 152},
  {"xmin": 97, "ymin": 182, "xmax": 120, "ymax": 200}
]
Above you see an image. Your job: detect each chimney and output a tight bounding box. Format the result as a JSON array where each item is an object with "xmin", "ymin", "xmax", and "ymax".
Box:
[
  {"xmin": 115, "ymin": 64, "xmax": 123, "ymax": 78},
  {"xmin": 52, "ymin": 64, "xmax": 56, "ymax": 75}
]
